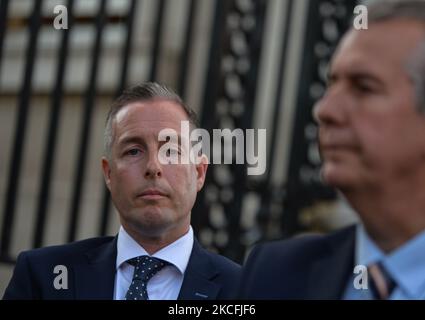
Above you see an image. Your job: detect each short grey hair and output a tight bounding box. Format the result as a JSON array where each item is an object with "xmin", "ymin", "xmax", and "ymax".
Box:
[
  {"xmin": 104, "ymin": 82, "xmax": 199, "ymax": 159},
  {"xmin": 361, "ymin": 0, "xmax": 425, "ymax": 112}
]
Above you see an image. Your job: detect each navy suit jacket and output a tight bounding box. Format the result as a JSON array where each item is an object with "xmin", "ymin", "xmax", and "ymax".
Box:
[
  {"xmin": 239, "ymin": 226, "xmax": 356, "ymax": 299},
  {"xmin": 3, "ymin": 237, "xmax": 240, "ymax": 300}
]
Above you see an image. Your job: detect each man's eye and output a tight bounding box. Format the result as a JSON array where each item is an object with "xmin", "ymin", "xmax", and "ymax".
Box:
[
  {"xmin": 126, "ymin": 149, "xmax": 141, "ymax": 156},
  {"xmin": 354, "ymin": 81, "xmax": 374, "ymax": 93},
  {"xmin": 358, "ymin": 85, "xmax": 371, "ymax": 92}
]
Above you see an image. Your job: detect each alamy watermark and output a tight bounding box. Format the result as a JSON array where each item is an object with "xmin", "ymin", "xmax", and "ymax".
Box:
[
  {"xmin": 353, "ymin": 264, "xmax": 369, "ymax": 290},
  {"xmin": 353, "ymin": 5, "xmax": 368, "ymax": 30},
  {"xmin": 53, "ymin": 5, "xmax": 68, "ymax": 30},
  {"xmin": 53, "ymin": 265, "xmax": 68, "ymax": 290},
  {"xmin": 157, "ymin": 121, "xmax": 267, "ymax": 176},
  {"xmin": 53, "ymin": 4, "xmax": 368, "ymax": 31}
]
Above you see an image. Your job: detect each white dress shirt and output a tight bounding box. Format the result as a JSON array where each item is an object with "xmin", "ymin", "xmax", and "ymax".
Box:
[{"xmin": 113, "ymin": 226, "xmax": 194, "ymax": 300}]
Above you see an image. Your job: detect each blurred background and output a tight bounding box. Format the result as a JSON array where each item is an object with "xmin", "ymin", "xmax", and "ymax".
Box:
[{"xmin": 0, "ymin": 0, "xmax": 362, "ymax": 295}]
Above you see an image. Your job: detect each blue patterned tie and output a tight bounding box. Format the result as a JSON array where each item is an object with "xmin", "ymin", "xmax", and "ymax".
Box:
[{"xmin": 125, "ymin": 255, "xmax": 169, "ymax": 300}]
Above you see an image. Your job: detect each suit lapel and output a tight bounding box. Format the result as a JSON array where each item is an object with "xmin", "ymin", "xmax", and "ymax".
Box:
[
  {"xmin": 306, "ymin": 227, "xmax": 356, "ymax": 299},
  {"xmin": 74, "ymin": 237, "xmax": 117, "ymax": 299},
  {"xmin": 178, "ymin": 240, "xmax": 221, "ymax": 300}
]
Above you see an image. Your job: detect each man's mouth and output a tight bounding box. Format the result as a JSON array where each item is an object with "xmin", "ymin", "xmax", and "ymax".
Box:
[{"xmin": 138, "ymin": 189, "xmax": 167, "ymax": 200}]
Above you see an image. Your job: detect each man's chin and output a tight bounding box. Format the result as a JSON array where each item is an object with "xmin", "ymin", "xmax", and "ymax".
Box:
[
  {"xmin": 320, "ymin": 164, "xmax": 358, "ymax": 190},
  {"xmin": 131, "ymin": 220, "xmax": 171, "ymax": 238},
  {"xmin": 125, "ymin": 209, "xmax": 170, "ymax": 233}
]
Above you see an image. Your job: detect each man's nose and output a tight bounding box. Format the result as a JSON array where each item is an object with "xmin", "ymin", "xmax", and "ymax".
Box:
[
  {"xmin": 144, "ymin": 151, "xmax": 162, "ymax": 179},
  {"xmin": 312, "ymin": 89, "xmax": 347, "ymax": 126}
]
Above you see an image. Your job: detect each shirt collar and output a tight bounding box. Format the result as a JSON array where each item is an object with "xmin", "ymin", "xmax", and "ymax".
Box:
[
  {"xmin": 355, "ymin": 224, "xmax": 383, "ymax": 267},
  {"xmin": 356, "ymin": 224, "xmax": 425, "ymax": 298},
  {"xmin": 116, "ymin": 226, "xmax": 194, "ymax": 275}
]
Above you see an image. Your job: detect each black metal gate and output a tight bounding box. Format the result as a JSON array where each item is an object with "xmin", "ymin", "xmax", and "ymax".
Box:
[{"xmin": 0, "ymin": 0, "xmax": 356, "ymax": 272}]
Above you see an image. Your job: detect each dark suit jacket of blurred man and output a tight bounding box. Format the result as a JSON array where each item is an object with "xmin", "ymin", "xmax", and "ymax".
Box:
[{"xmin": 239, "ymin": 226, "xmax": 355, "ymax": 299}]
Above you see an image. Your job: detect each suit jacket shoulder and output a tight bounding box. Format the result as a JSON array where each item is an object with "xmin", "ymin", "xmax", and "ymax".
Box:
[
  {"xmin": 3, "ymin": 237, "xmax": 116, "ymax": 300},
  {"xmin": 178, "ymin": 239, "xmax": 241, "ymax": 300},
  {"xmin": 239, "ymin": 226, "xmax": 356, "ymax": 299}
]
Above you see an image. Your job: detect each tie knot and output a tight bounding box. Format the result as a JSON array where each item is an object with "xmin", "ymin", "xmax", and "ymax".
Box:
[
  {"xmin": 127, "ymin": 255, "xmax": 169, "ymax": 283},
  {"xmin": 368, "ymin": 262, "xmax": 396, "ymax": 300}
]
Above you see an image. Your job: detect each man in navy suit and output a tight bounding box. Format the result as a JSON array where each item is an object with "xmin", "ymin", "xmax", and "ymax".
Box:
[
  {"xmin": 240, "ymin": 0, "xmax": 425, "ymax": 299},
  {"xmin": 3, "ymin": 82, "xmax": 240, "ymax": 300}
]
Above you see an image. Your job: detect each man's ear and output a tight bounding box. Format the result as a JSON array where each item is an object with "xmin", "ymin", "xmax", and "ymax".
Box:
[
  {"xmin": 195, "ymin": 154, "xmax": 208, "ymax": 192},
  {"xmin": 101, "ymin": 157, "xmax": 112, "ymax": 191}
]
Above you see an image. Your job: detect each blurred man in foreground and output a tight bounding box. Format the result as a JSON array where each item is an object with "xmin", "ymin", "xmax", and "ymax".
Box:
[{"xmin": 240, "ymin": 0, "xmax": 425, "ymax": 299}]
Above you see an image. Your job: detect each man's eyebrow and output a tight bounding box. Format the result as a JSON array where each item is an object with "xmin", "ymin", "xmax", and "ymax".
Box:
[
  {"xmin": 327, "ymin": 69, "xmax": 384, "ymax": 86},
  {"xmin": 118, "ymin": 133, "xmax": 188, "ymax": 148},
  {"xmin": 118, "ymin": 136, "xmax": 146, "ymax": 147},
  {"xmin": 349, "ymin": 72, "xmax": 383, "ymax": 83}
]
